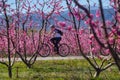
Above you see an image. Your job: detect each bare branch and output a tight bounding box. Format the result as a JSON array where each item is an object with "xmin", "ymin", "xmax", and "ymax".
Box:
[
  {"xmin": 0, "ymin": 61, "xmax": 8, "ymax": 67},
  {"xmin": 102, "ymin": 62, "xmax": 115, "ymax": 71}
]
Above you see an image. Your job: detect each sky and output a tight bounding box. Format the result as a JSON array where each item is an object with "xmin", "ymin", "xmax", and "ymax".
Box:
[
  {"xmin": 7, "ymin": 0, "xmax": 110, "ymax": 6},
  {"xmin": 7, "ymin": 0, "xmax": 111, "ymax": 11},
  {"xmin": 79, "ymin": 0, "xmax": 110, "ymax": 7}
]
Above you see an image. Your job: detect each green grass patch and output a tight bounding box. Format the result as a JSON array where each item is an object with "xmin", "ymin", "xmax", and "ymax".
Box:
[{"xmin": 0, "ymin": 59, "xmax": 119, "ymax": 80}]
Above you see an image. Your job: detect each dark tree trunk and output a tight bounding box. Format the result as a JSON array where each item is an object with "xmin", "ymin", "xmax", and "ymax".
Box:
[{"xmin": 8, "ymin": 66, "xmax": 12, "ymax": 78}]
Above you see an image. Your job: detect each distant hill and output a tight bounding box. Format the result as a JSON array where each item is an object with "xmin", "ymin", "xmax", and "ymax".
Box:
[
  {"xmin": 47, "ymin": 7, "xmax": 115, "ymax": 28},
  {"xmin": 30, "ymin": 7, "xmax": 115, "ymax": 30},
  {"xmin": 56, "ymin": 8, "xmax": 114, "ymax": 21},
  {"xmin": 0, "ymin": 7, "xmax": 115, "ymax": 30}
]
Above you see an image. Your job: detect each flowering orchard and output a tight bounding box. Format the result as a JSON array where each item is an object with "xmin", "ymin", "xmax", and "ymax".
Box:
[{"xmin": 0, "ymin": 0, "xmax": 120, "ymax": 78}]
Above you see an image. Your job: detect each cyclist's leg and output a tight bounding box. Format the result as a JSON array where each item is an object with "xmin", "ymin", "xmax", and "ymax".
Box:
[
  {"xmin": 55, "ymin": 37, "xmax": 61, "ymax": 53},
  {"xmin": 50, "ymin": 38, "xmax": 57, "ymax": 51},
  {"xmin": 50, "ymin": 38, "xmax": 56, "ymax": 44}
]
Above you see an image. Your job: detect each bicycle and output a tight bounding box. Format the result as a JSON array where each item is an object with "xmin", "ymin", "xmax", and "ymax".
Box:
[{"xmin": 38, "ymin": 36, "xmax": 70, "ymax": 57}]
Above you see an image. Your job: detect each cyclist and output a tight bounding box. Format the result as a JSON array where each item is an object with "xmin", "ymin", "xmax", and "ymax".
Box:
[{"xmin": 50, "ymin": 25, "xmax": 63, "ymax": 53}]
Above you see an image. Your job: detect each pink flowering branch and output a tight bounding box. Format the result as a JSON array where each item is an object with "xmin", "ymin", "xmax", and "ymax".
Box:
[{"xmin": 73, "ymin": 0, "xmax": 120, "ymax": 71}]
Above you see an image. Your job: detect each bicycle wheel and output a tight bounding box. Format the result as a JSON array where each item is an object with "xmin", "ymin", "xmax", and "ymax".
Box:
[
  {"xmin": 38, "ymin": 43, "xmax": 50, "ymax": 57},
  {"xmin": 58, "ymin": 43, "xmax": 70, "ymax": 57}
]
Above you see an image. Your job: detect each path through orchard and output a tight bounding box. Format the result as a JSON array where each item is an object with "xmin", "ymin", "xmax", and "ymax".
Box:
[{"xmin": 0, "ymin": 56, "xmax": 110, "ymax": 61}]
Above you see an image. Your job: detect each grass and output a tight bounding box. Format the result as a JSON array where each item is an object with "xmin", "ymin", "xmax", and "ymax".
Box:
[{"xmin": 0, "ymin": 59, "xmax": 119, "ymax": 80}]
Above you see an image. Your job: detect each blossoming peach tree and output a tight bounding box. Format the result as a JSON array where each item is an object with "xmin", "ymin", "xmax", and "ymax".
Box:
[
  {"xmin": 60, "ymin": 0, "xmax": 119, "ymax": 77},
  {"xmin": 0, "ymin": 0, "xmax": 64, "ymax": 78}
]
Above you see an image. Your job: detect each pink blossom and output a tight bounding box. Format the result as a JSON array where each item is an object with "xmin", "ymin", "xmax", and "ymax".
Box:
[
  {"xmin": 76, "ymin": 16, "xmax": 81, "ymax": 20},
  {"xmin": 110, "ymin": 0, "xmax": 115, "ymax": 2},
  {"xmin": 106, "ymin": 20, "xmax": 112, "ymax": 26},
  {"xmin": 67, "ymin": 26, "xmax": 72, "ymax": 31},
  {"xmin": 74, "ymin": 12, "xmax": 81, "ymax": 20},
  {"xmin": 79, "ymin": 29, "xmax": 84, "ymax": 34},
  {"xmin": 57, "ymin": 6, "xmax": 63, "ymax": 11},
  {"xmin": 90, "ymin": 14, "xmax": 93, "ymax": 19},
  {"xmin": 111, "ymin": 28, "xmax": 116, "ymax": 34},
  {"xmin": 80, "ymin": 13, "xmax": 85, "ymax": 19},
  {"xmin": 55, "ymin": 11, "xmax": 60, "ymax": 15},
  {"xmin": 117, "ymin": 15, "xmax": 120, "ymax": 22},
  {"xmin": 105, "ymin": 49, "xmax": 110, "ymax": 54},
  {"xmin": 57, "ymin": 21, "xmax": 66, "ymax": 27},
  {"xmin": 89, "ymin": 34, "xmax": 94, "ymax": 39},
  {"xmin": 108, "ymin": 37, "xmax": 114, "ymax": 44},
  {"xmin": 84, "ymin": 18, "xmax": 91, "ymax": 24},
  {"xmin": 89, "ymin": 40, "xmax": 92, "ymax": 44},
  {"xmin": 98, "ymin": 29, "xmax": 102, "ymax": 37},
  {"xmin": 96, "ymin": 9, "xmax": 100, "ymax": 18},
  {"xmin": 92, "ymin": 48, "xmax": 95, "ymax": 53},
  {"xmin": 117, "ymin": 29, "xmax": 120, "ymax": 36},
  {"xmin": 91, "ymin": 21, "xmax": 97, "ymax": 28},
  {"xmin": 95, "ymin": 20, "xmax": 99, "ymax": 24}
]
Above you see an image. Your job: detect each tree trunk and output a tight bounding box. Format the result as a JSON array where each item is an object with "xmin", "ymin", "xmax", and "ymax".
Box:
[
  {"xmin": 8, "ymin": 66, "xmax": 12, "ymax": 78},
  {"xmin": 94, "ymin": 72, "xmax": 100, "ymax": 78},
  {"xmin": 94, "ymin": 69, "xmax": 101, "ymax": 78}
]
